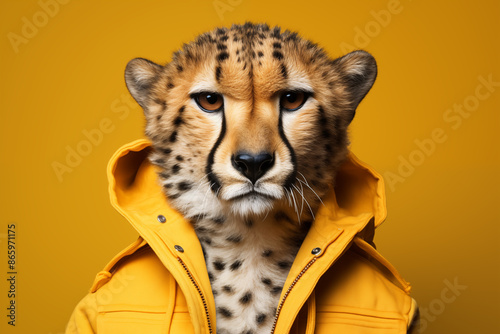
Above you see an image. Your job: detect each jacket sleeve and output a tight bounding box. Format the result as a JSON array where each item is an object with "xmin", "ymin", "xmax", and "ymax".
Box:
[{"xmin": 65, "ymin": 292, "xmax": 98, "ymax": 334}]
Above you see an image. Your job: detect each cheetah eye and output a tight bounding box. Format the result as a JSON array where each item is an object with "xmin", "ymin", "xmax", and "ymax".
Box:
[
  {"xmin": 193, "ymin": 92, "xmax": 224, "ymax": 112},
  {"xmin": 280, "ymin": 91, "xmax": 309, "ymax": 111}
]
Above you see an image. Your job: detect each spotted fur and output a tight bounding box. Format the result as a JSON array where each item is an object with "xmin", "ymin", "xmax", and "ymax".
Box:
[{"xmin": 125, "ymin": 23, "xmax": 377, "ymax": 334}]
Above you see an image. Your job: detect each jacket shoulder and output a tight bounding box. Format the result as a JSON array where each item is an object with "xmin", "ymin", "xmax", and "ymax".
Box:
[
  {"xmin": 316, "ymin": 237, "xmax": 418, "ymax": 330},
  {"xmin": 66, "ymin": 240, "xmax": 183, "ymax": 334},
  {"xmin": 89, "ymin": 238, "xmax": 176, "ymax": 307}
]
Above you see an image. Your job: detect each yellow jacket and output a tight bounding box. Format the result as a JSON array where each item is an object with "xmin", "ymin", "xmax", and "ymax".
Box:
[{"xmin": 66, "ymin": 139, "xmax": 418, "ymax": 334}]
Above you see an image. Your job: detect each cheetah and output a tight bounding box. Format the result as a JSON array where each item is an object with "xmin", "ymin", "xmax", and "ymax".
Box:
[{"xmin": 124, "ymin": 23, "xmax": 377, "ymax": 334}]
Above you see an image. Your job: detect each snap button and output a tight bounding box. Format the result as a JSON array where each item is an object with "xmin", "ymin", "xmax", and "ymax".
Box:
[
  {"xmin": 157, "ymin": 215, "xmax": 166, "ymax": 223},
  {"xmin": 174, "ymin": 245, "xmax": 184, "ymax": 253},
  {"xmin": 311, "ymin": 247, "xmax": 322, "ymax": 255}
]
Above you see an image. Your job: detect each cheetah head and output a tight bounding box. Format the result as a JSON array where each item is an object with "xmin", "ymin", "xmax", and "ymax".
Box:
[{"xmin": 125, "ymin": 23, "xmax": 376, "ymax": 220}]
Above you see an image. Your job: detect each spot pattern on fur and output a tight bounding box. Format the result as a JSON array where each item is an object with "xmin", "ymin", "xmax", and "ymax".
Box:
[
  {"xmin": 230, "ymin": 260, "xmax": 242, "ymax": 271},
  {"xmin": 124, "ymin": 22, "xmax": 377, "ymax": 334}
]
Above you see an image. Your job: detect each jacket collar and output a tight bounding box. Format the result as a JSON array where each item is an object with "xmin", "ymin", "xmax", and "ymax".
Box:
[{"xmin": 107, "ymin": 138, "xmax": 387, "ymax": 333}]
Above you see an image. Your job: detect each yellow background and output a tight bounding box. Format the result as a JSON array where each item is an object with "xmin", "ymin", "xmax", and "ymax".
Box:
[{"xmin": 1, "ymin": 0, "xmax": 499, "ymax": 333}]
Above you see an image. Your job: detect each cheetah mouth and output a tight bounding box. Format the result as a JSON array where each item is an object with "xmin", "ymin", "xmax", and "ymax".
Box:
[
  {"xmin": 224, "ymin": 187, "xmax": 280, "ymax": 216},
  {"xmin": 229, "ymin": 190, "xmax": 276, "ymax": 202},
  {"xmin": 220, "ymin": 183, "xmax": 284, "ymax": 216}
]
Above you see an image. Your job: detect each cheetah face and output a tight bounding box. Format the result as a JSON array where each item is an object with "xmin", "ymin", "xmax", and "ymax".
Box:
[{"xmin": 125, "ymin": 24, "xmax": 376, "ymax": 218}]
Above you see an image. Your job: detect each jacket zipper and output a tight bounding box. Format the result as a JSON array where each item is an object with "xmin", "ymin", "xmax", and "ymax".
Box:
[
  {"xmin": 177, "ymin": 257, "xmax": 213, "ymax": 334},
  {"xmin": 270, "ymin": 257, "xmax": 318, "ymax": 334}
]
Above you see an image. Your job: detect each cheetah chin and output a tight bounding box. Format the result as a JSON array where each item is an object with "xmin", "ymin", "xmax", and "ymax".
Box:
[
  {"xmin": 225, "ymin": 190, "xmax": 277, "ymax": 216},
  {"xmin": 220, "ymin": 178, "xmax": 285, "ymax": 216}
]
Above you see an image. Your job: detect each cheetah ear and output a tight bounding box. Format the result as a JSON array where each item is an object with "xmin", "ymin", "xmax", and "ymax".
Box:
[
  {"xmin": 125, "ymin": 58, "xmax": 163, "ymax": 110},
  {"xmin": 331, "ymin": 50, "xmax": 377, "ymax": 123}
]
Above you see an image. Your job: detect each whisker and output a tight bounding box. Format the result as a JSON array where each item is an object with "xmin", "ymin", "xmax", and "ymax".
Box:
[
  {"xmin": 292, "ymin": 184, "xmax": 304, "ymax": 218},
  {"xmin": 192, "ymin": 172, "xmax": 212, "ymax": 195},
  {"xmin": 297, "ymin": 172, "xmax": 325, "ymax": 207},
  {"xmin": 295, "ymin": 178, "xmax": 315, "ymax": 221},
  {"xmin": 261, "ymin": 208, "xmax": 270, "ymax": 222},
  {"xmin": 289, "ymin": 187, "xmax": 300, "ymax": 223},
  {"xmin": 286, "ymin": 188, "xmax": 292, "ymax": 207},
  {"xmin": 294, "ymin": 178, "xmax": 311, "ymax": 218},
  {"xmin": 194, "ymin": 180, "xmax": 210, "ymax": 193},
  {"xmin": 215, "ymin": 185, "xmax": 222, "ymax": 198},
  {"xmin": 297, "ymin": 178, "xmax": 306, "ymax": 216}
]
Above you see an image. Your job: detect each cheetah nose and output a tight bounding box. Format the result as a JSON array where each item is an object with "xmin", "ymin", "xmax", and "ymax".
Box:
[{"xmin": 231, "ymin": 152, "xmax": 275, "ymax": 184}]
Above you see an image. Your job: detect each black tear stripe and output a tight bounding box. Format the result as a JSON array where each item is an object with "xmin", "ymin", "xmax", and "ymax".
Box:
[
  {"xmin": 278, "ymin": 111, "xmax": 297, "ymax": 190},
  {"xmin": 206, "ymin": 112, "xmax": 226, "ymax": 194}
]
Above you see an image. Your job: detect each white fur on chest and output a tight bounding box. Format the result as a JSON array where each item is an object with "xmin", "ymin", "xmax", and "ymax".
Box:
[{"xmin": 195, "ymin": 214, "xmax": 305, "ymax": 334}]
